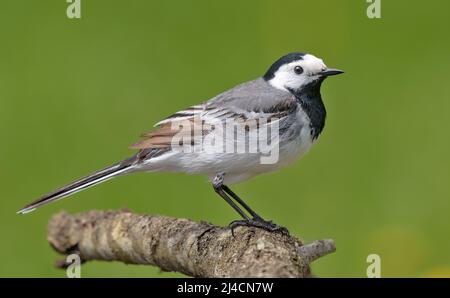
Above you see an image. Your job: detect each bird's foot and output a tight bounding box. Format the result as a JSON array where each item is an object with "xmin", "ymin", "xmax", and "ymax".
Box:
[{"xmin": 229, "ymin": 217, "xmax": 289, "ymax": 236}]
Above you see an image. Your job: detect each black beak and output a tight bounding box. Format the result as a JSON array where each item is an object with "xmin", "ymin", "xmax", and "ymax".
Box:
[{"xmin": 320, "ymin": 68, "xmax": 344, "ymax": 77}]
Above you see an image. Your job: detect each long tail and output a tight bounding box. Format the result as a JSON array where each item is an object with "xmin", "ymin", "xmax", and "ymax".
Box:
[{"xmin": 17, "ymin": 158, "xmax": 136, "ymax": 215}]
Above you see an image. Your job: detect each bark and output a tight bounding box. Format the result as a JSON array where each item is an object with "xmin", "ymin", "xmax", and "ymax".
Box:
[{"xmin": 47, "ymin": 210, "xmax": 335, "ymax": 278}]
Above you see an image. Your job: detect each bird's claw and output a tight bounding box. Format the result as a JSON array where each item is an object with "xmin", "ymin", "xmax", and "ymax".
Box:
[{"xmin": 228, "ymin": 218, "xmax": 289, "ymax": 236}]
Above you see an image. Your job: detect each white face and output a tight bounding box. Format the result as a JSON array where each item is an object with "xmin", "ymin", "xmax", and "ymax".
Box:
[{"xmin": 268, "ymin": 54, "xmax": 328, "ymax": 91}]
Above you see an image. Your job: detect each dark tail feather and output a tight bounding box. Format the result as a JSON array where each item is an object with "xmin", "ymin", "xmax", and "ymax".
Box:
[{"xmin": 17, "ymin": 159, "xmax": 135, "ymax": 214}]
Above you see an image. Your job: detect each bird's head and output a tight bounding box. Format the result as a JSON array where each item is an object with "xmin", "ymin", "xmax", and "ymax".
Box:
[{"xmin": 263, "ymin": 52, "xmax": 343, "ymax": 92}]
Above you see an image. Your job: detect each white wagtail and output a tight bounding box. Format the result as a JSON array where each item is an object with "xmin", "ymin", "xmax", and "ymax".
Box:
[{"xmin": 18, "ymin": 52, "xmax": 343, "ymax": 233}]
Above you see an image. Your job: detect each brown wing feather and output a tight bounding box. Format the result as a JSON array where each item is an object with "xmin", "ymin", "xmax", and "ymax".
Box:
[
  {"xmin": 131, "ymin": 123, "xmax": 178, "ymax": 149},
  {"xmin": 130, "ymin": 118, "xmax": 206, "ymax": 150}
]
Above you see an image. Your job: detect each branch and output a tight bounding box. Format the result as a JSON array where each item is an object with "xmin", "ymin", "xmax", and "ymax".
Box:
[{"xmin": 47, "ymin": 210, "xmax": 335, "ymax": 277}]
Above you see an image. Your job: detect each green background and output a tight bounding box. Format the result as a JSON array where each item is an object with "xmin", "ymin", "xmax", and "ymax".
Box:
[{"xmin": 1, "ymin": 0, "xmax": 449, "ymax": 277}]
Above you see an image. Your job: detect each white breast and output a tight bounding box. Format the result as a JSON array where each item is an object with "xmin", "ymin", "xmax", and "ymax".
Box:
[{"xmin": 275, "ymin": 108, "xmax": 314, "ymax": 169}]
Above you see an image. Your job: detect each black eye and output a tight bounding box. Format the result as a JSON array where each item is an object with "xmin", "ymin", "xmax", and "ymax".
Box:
[{"xmin": 294, "ymin": 66, "xmax": 304, "ymax": 74}]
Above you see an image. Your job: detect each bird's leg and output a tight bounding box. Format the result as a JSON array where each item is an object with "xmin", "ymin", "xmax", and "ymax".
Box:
[
  {"xmin": 224, "ymin": 184, "xmax": 289, "ymax": 236},
  {"xmin": 221, "ymin": 185, "xmax": 262, "ymax": 220},
  {"xmin": 212, "ymin": 173, "xmax": 250, "ymax": 221},
  {"xmin": 212, "ymin": 173, "xmax": 289, "ymax": 235},
  {"xmin": 222, "ymin": 185, "xmax": 289, "ymax": 234}
]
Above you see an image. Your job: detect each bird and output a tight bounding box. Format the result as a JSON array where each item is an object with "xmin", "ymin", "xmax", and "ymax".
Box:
[{"xmin": 18, "ymin": 52, "xmax": 343, "ymax": 233}]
